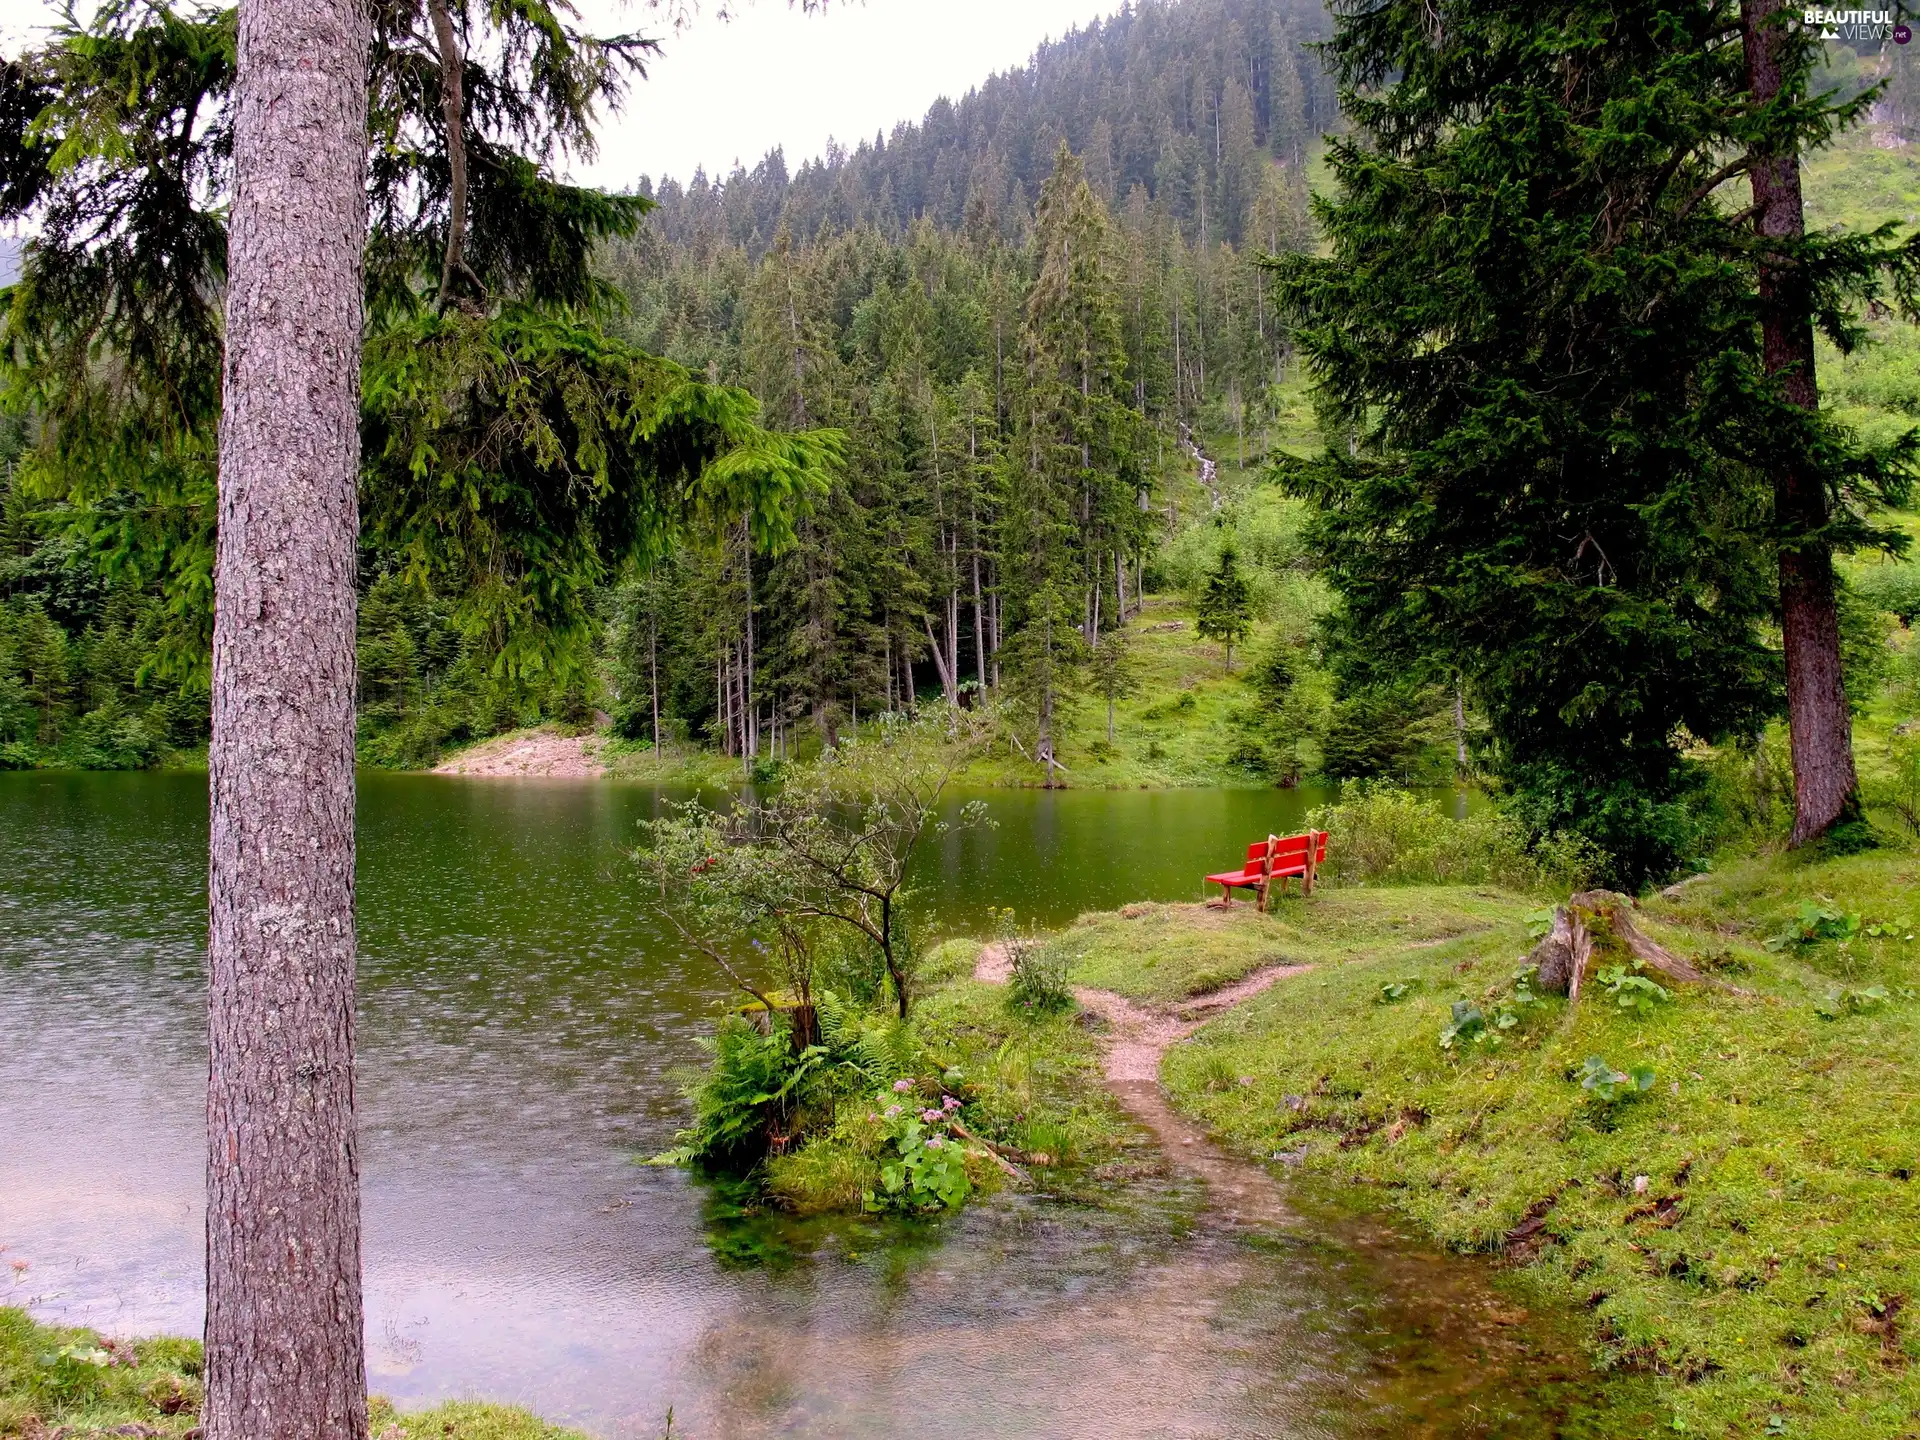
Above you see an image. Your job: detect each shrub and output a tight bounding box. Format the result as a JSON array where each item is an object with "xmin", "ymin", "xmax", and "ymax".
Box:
[
  {"xmin": 1839, "ymin": 581, "xmax": 1899, "ymax": 706},
  {"xmin": 997, "ymin": 910, "xmax": 1073, "ymax": 1016},
  {"xmin": 1308, "ymin": 784, "xmax": 1598, "ymax": 894},
  {"xmin": 63, "ymin": 700, "xmax": 163, "ymax": 770},
  {"xmin": 668, "ymin": 1016, "xmax": 826, "ymax": 1169},
  {"xmin": 1700, "ymin": 728, "xmax": 1794, "ymax": 851},
  {"xmin": 1852, "ymin": 558, "xmax": 1920, "ymax": 624},
  {"xmin": 917, "ymin": 937, "xmax": 983, "ymax": 987},
  {"xmin": 1500, "ymin": 756, "xmax": 1714, "ymax": 892},
  {"xmin": 1895, "ymin": 732, "xmax": 1920, "ymax": 833}
]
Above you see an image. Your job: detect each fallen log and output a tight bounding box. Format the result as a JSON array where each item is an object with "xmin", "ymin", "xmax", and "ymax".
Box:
[{"xmin": 949, "ymin": 1119, "xmax": 1030, "ymax": 1182}]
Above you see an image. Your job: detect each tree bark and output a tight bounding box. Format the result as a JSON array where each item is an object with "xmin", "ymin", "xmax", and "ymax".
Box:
[
  {"xmin": 207, "ymin": 0, "xmax": 370, "ymax": 1437},
  {"xmin": 1742, "ymin": 0, "xmax": 1862, "ymax": 846},
  {"xmin": 428, "ymin": 0, "xmax": 479, "ymax": 311},
  {"xmin": 1037, "ymin": 616, "xmax": 1058, "ymax": 787},
  {"xmin": 1453, "ymin": 678, "xmax": 1468, "ymax": 776},
  {"xmin": 924, "ymin": 614, "xmax": 956, "ymax": 705}
]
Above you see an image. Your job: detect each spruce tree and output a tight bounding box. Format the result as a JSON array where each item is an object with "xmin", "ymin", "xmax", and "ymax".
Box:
[
  {"xmin": 1271, "ymin": 0, "xmax": 1914, "ymax": 883},
  {"xmin": 1197, "ymin": 542, "xmax": 1252, "ymax": 672},
  {"xmin": 1001, "ymin": 143, "xmax": 1141, "ymax": 781}
]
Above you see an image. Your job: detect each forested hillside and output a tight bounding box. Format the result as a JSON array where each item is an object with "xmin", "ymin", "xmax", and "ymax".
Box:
[
  {"xmin": 3, "ymin": 0, "xmax": 1337, "ymax": 778},
  {"xmin": 4, "ymin": 0, "xmax": 1919, "ymax": 834},
  {"xmin": 640, "ymin": 0, "xmax": 1337, "ymax": 255}
]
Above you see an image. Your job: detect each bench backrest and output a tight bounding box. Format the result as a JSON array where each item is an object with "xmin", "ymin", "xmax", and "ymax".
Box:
[{"xmin": 1240, "ymin": 830, "xmax": 1329, "ymax": 874}]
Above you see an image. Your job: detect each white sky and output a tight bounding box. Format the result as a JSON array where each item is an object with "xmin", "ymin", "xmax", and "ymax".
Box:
[{"xmin": 0, "ymin": 0, "xmax": 1124, "ymax": 189}]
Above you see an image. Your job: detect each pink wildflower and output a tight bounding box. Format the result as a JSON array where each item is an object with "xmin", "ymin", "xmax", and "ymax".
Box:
[
  {"xmin": 924, "ymin": 1135, "xmax": 944, "ymax": 1149},
  {"xmin": 942, "ymin": 1095, "xmax": 961, "ymax": 1112},
  {"xmin": 884, "ymin": 1105, "xmax": 902, "ymax": 1119},
  {"xmin": 921, "ymin": 1108, "xmax": 944, "ymax": 1123},
  {"xmin": 892, "ymin": 1079, "xmax": 914, "ymax": 1093}
]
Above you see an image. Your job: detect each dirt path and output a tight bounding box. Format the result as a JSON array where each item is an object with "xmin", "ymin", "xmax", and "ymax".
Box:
[
  {"xmin": 973, "ymin": 943, "xmax": 1311, "ymax": 1226},
  {"xmin": 970, "ymin": 943, "xmax": 1597, "ymax": 1399},
  {"xmin": 432, "ymin": 728, "xmax": 606, "ymax": 777}
]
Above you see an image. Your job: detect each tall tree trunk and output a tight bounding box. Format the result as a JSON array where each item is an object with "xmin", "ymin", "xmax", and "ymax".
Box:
[
  {"xmin": 427, "ymin": 0, "xmax": 477, "ymax": 310},
  {"xmin": 924, "ymin": 614, "xmax": 956, "ymax": 705},
  {"xmin": 991, "ymin": 589, "xmax": 1002, "ymax": 689},
  {"xmin": 743, "ymin": 529, "xmax": 757, "ymax": 760},
  {"xmin": 972, "ymin": 546, "xmax": 987, "ymax": 690},
  {"xmin": 1742, "ymin": 0, "xmax": 1861, "ymax": 845},
  {"xmin": 1037, "ymin": 616, "xmax": 1058, "ymax": 787},
  {"xmin": 649, "ymin": 610, "xmax": 659, "ymax": 752},
  {"xmin": 1453, "ymin": 676, "xmax": 1468, "ymax": 777},
  {"xmin": 207, "ymin": 1, "xmax": 370, "ymax": 1438}
]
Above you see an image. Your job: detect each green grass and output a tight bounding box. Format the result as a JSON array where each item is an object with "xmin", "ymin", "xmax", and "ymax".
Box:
[
  {"xmin": 961, "ymin": 595, "xmax": 1308, "ymax": 789},
  {"xmin": 0, "ymin": 1308, "xmax": 581, "ymax": 1440},
  {"xmin": 1079, "ymin": 842, "xmax": 1920, "ymax": 1439},
  {"xmin": 597, "ymin": 736, "xmax": 745, "ymax": 786},
  {"xmin": 1044, "ymin": 888, "xmax": 1518, "ymax": 1002},
  {"xmin": 757, "ymin": 975, "xmax": 1132, "ymax": 1216}
]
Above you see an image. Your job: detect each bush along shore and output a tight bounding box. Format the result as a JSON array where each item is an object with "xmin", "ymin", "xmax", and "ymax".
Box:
[
  {"xmin": 1083, "ymin": 843, "xmax": 1920, "ymax": 1438},
  {"xmin": 653, "ymin": 935, "xmax": 1131, "ymax": 1217}
]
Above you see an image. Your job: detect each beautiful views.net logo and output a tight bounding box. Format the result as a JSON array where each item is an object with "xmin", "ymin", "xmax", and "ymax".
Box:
[{"xmin": 1803, "ymin": 8, "xmax": 1906, "ymax": 41}]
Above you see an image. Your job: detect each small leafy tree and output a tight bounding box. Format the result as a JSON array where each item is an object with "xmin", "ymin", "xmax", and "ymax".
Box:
[
  {"xmin": 1196, "ymin": 543, "xmax": 1253, "ymax": 672},
  {"xmin": 636, "ymin": 711, "xmax": 991, "ymax": 1019}
]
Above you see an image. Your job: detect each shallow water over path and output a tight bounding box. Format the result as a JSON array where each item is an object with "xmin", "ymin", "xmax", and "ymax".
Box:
[{"xmin": 1, "ymin": 772, "xmax": 1589, "ymax": 1438}]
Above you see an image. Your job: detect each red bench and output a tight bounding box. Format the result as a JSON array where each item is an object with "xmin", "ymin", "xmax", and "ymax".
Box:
[{"xmin": 1205, "ymin": 831, "xmax": 1328, "ymax": 910}]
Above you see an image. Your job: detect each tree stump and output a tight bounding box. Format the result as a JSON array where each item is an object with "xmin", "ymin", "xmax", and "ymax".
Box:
[{"xmin": 1526, "ymin": 890, "xmax": 1707, "ymax": 999}]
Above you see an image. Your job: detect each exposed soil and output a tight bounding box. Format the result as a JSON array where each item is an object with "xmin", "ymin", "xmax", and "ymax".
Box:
[
  {"xmin": 431, "ymin": 728, "xmax": 606, "ymax": 778},
  {"xmin": 972, "ymin": 940, "xmax": 1603, "ymax": 1407},
  {"xmin": 974, "ymin": 941, "xmax": 1312, "ymax": 1214},
  {"xmin": 974, "ymin": 942, "xmax": 1311, "ymax": 1083}
]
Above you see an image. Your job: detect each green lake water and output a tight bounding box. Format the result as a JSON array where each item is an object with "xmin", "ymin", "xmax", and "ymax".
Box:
[{"xmin": 0, "ymin": 771, "xmax": 1599, "ymax": 1439}]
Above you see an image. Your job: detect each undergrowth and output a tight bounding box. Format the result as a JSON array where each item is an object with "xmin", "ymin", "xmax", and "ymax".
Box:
[{"xmin": 662, "ymin": 977, "xmax": 1126, "ymax": 1217}]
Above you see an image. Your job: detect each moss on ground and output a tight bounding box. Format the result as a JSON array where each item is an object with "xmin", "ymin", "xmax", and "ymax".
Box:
[
  {"xmin": 0, "ymin": 1308, "xmax": 579, "ymax": 1440},
  {"xmin": 1045, "ymin": 888, "xmax": 1518, "ymax": 1002},
  {"xmin": 1060, "ymin": 844, "xmax": 1920, "ymax": 1438}
]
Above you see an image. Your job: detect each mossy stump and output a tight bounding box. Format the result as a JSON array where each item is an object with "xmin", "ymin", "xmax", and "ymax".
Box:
[{"xmin": 1527, "ymin": 889, "xmax": 1708, "ymax": 999}]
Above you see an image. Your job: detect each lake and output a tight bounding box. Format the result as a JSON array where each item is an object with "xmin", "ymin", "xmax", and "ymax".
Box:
[{"xmin": 1, "ymin": 771, "xmax": 1589, "ymax": 1438}]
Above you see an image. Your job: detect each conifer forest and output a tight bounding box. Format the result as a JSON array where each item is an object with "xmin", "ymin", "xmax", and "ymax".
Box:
[{"xmin": 13, "ymin": 3, "xmax": 1920, "ymax": 1439}]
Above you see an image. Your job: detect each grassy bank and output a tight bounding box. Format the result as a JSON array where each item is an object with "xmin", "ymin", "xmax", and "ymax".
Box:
[
  {"xmin": 1052, "ymin": 843, "xmax": 1920, "ymax": 1438},
  {"xmin": 0, "ymin": 1308, "xmax": 580, "ymax": 1440},
  {"xmin": 574, "ymin": 591, "xmax": 1326, "ymax": 792},
  {"xmin": 1040, "ymin": 889, "xmax": 1520, "ymax": 1002},
  {"xmin": 666, "ymin": 941, "xmax": 1135, "ymax": 1218}
]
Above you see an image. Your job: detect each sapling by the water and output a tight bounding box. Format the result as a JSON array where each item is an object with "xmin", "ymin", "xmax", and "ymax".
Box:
[{"xmin": 635, "ymin": 711, "xmax": 992, "ymax": 1020}]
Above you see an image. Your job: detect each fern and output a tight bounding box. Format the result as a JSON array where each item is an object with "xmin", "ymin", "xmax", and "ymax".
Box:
[{"xmin": 817, "ymin": 991, "xmax": 920, "ymax": 1085}]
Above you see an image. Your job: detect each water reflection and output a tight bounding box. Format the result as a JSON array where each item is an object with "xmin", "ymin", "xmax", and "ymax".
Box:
[{"xmin": 1, "ymin": 771, "xmax": 1587, "ymax": 1440}]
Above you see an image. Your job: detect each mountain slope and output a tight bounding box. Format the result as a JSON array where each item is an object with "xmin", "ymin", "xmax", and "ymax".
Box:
[{"xmin": 639, "ymin": 0, "xmax": 1336, "ymax": 254}]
